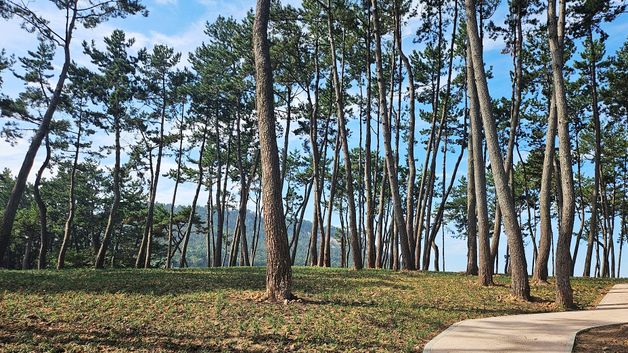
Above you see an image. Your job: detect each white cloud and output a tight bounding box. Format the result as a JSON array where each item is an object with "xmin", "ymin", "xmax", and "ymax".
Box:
[
  {"xmin": 145, "ymin": 21, "xmax": 207, "ymax": 63},
  {"xmin": 483, "ymin": 36, "xmax": 506, "ymax": 52}
]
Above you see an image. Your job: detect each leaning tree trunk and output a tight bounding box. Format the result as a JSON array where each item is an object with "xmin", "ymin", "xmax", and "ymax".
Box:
[
  {"xmin": 375, "ymin": 169, "xmax": 388, "ymax": 269},
  {"xmin": 547, "ymin": 0, "xmax": 575, "ymax": 308},
  {"xmin": 290, "ymin": 178, "xmax": 312, "ymax": 265},
  {"xmin": 372, "ymin": 0, "xmax": 413, "ymax": 270},
  {"xmin": 280, "ymin": 85, "xmax": 292, "ymax": 186},
  {"xmin": 207, "ymin": 191, "xmax": 216, "ymax": 265},
  {"xmin": 466, "ymin": 113, "xmax": 478, "ymax": 276},
  {"xmin": 307, "ymin": 40, "xmax": 324, "ymax": 267},
  {"xmin": 253, "ymin": 0, "xmax": 292, "ymax": 301},
  {"xmin": 465, "ymin": 0, "xmax": 529, "ymax": 299},
  {"xmin": 179, "ymin": 119, "xmax": 209, "ymax": 268},
  {"xmin": 319, "ymin": 109, "xmax": 333, "ymax": 267},
  {"xmin": 326, "ymin": 0, "xmax": 363, "ymax": 269},
  {"xmin": 467, "ymin": 49, "xmax": 493, "ymax": 286},
  {"xmin": 141, "ymin": 82, "xmax": 168, "ymax": 268},
  {"xmin": 95, "ymin": 115, "xmax": 121, "ymax": 269},
  {"xmin": 58, "ymin": 114, "xmax": 83, "ymax": 270},
  {"xmin": 571, "ymin": 130, "xmax": 586, "ymax": 275},
  {"xmin": 0, "ymin": 8, "xmax": 77, "ymax": 265},
  {"xmin": 534, "ymin": 97, "xmax": 556, "ymax": 283},
  {"xmin": 364, "ymin": 10, "xmax": 376, "ymax": 269},
  {"xmin": 235, "ymin": 146, "xmax": 259, "ymax": 267},
  {"xmin": 213, "ymin": 114, "xmax": 226, "ymax": 267},
  {"xmin": 583, "ymin": 26, "xmax": 602, "ymax": 279},
  {"xmin": 422, "ymin": 0, "xmax": 459, "ymax": 272},
  {"xmin": 166, "ymin": 111, "xmax": 185, "ymax": 269},
  {"xmin": 136, "ymin": 133, "xmax": 154, "ymax": 267},
  {"xmin": 414, "ymin": 0, "xmax": 446, "ymax": 270},
  {"xmin": 324, "ymin": 134, "xmax": 341, "ymax": 267},
  {"xmin": 35, "ymin": 135, "xmax": 51, "ymax": 270},
  {"xmin": 491, "ymin": 2, "xmax": 524, "ymax": 271},
  {"xmin": 395, "ymin": 2, "xmax": 417, "ymax": 263}
]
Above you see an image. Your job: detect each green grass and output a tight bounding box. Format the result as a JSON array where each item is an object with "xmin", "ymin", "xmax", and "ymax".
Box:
[{"xmin": 0, "ymin": 267, "xmax": 624, "ymax": 352}]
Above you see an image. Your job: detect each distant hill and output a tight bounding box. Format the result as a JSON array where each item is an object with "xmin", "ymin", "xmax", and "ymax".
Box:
[{"xmin": 167, "ymin": 204, "xmax": 344, "ymax": 267}]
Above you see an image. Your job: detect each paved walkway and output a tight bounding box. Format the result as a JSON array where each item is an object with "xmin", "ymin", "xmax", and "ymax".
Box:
[{"xmin": 423, "ymin": 283, "xmax": 628, "ymax": 353}]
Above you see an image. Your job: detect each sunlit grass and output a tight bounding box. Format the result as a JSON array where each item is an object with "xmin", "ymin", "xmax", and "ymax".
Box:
[{"xmin": 0, "ymin": 267, "xmax": 624, "ymax": 352}]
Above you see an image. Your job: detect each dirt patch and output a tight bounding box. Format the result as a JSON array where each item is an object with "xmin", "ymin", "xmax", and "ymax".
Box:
[{"xmin": 573, "ymin": 323, "xmax": 628, "ymax": 352}]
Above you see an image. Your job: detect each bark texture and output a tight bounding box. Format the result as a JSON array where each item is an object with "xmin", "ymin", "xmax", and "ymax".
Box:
[
  {"xmin": 547, "ymin": 0, "xmax": 574, "ymax": 308},
  {"xmin": 253, "ymin": 0, "xmax": 293, "ymax": 301},
  {"xmin": 467, "ymin": 49, "xmax": 493, "ymax": 285},
  {"xmin": 534, "ymin": 97, "xmax": 557, "ymax": 283},
  {"xmin": 465, "ymin": 0, "xmax": 529, "ymax": 299}
]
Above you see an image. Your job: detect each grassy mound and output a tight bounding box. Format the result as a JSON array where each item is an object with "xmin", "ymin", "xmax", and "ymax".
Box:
[{"xmin": 0, "ymin": 267, "xmax": 623, "ymax": 352}]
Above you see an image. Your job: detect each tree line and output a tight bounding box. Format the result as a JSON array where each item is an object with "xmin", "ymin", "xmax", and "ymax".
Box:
[{"xmin": 0, "ymin": 0, "xmax": 626, "ymax": 306}]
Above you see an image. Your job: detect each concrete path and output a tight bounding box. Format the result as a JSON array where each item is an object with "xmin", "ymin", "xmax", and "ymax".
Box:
[{"xmin": 423, "ymin": 283, "xmax": 628, "ymax": 353}]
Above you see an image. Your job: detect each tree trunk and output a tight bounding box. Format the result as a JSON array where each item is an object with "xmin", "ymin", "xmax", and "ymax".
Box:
[
  {"xmin": 363, "ymin": 9, "xmax": 376, "ymax": 269},
  {"xmin": 141, "ymin": 81, "xmax": 168, "ymax": 268},
  {"xmin": 35, "ymin": 135, "xmax": 51, "ymax": 270},
  {"xmin": 307, "ymin": 40, "xmax": 325, "ymax": 268},
  {"xmin": 467, "ymin": 48, "xmax": 493, "ymax": 286},
  {"xmin": 428, "ymin": 130, "xmax": 466, "ymax": 256},
  {"xmin": 58, "ymin": 114, "xmax": 83, "ymax": 269},
  {"xmin": 583, "ymin": 27, "xmax": 602, "ymax": 278},
  {"xmin": 571, "ymin": 128, "xmax": 586, "ymax": 275},
  {"xmin": 422, "ymin": 0, "xmax": 459, "ymax": 272},
  {"xmin": 465, "ymin": 0, "xmax": 528, "ymax": 298},
  {"xmin": 281, "ymin": 85, "xmax": 292, "ymax": 186},
  {"xmin": 534, "ymin": 97, "xmax": 557, "ymax": 283},
  {"xmin": 600, "ymin": 181, "xmax": 611, "ymax": 277},
  {"xmin": 136, "ymin": 132, "xmax": 155, "ymax": 267},
  {"xmin": 323, "ymin": 133, "xmax": 341, "ymax": 267},
  {"xmin": 179, "ymin": 117, "xmax": 209, "ymax": 268},
  {"xmin": 617, "ymin": 174, "xmax": 626, "ymax": 275},
  {"xmin": 95, "ymin": 113, "xmax": 122, "ymax": 269},
  {"xmin": 0, "ymin": 7, "xmax": 77, "ymax": 265},
  {"xmin": 252, "ymin": 186, "xmax": 262, "ymax": 264},
  {"xmin": 392, "ymin": 2, "xmax": 417, "ymax": 266},
  {"xmin": 490, "ymin": 2, "xmax": 524, "ymax": 272},
  {"xmin": 547, "ymin": 0, "xmax": 575, "ymax": 307},
  {"xmin": 166, "ymin": 110, "xmax": 185, "ymax": 269},
  {"xmin": 213, "ymin": 113, "xmax": 225, "ymax": 267},
  {"xmin": 290, "ymin": 177, "xmax": 312, "ymax": 265},
  {"xmin": 371, "ymin": 0, "xmax": 413, "ymax": 270},
  {"xmin": 326, "ymin": 1, "xmax": 362, "ymax": 269},
  {"xmin": 235, "ymin": 111, "xmax": 255, "ymax": 267},
  {"xmin": 319, "ymin": 108, "xmax": 333, "ymax": 267},
  {"xmin": 22, "ymin": 233, "xmax": 33, "ymax": 270},
  {"xmin": 466, "ymin": 111, "xmax": 478, "ymax": 276},
  {"xmin": 206, "ymin": 175, "xmax": 214, "ymax": 267},
  {"xmin": 253, "ymin": 0, "xmax": 293, "ymax": 301}
]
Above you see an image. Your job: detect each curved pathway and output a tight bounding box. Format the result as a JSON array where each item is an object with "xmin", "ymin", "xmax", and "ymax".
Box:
[{"xmin": 423, "ymin": 283, "xmax": 628, "ymax": 353}]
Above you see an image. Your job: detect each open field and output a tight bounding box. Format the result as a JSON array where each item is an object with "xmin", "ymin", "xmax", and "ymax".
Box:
[{"xmin": 0, "ymin": 267, "xmax": 624, "ymax": 352}]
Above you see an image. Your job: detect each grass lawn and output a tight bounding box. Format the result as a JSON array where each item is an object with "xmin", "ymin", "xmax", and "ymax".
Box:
[{"xmin": 0, "ymin": 267, "xmax": 624, "ymax": 352}]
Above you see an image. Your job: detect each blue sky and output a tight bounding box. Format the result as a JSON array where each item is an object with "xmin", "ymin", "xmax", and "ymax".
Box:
[{"xmin": 0, "ymin": 0, "xmax": 626, "ymax": 276}]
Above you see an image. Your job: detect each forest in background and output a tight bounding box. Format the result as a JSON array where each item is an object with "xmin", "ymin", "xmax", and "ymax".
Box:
[{"xmin": 0, "ymin": 0, "xmax": 627, "ymax": 308}]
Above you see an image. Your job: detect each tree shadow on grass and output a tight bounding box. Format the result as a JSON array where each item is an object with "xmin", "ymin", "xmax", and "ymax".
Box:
[
  {"xmin": 0, "ymin": 267, "xmax": 413, "ymax": 296},
  {"xmin": 0, "ymin": 268, "xmax": 267, "ymax": 295},
  {"xmin": 0, "ymin": 319, "xmax": 402, "ymax": 353},
  {"xmin": 0, "ymin": 321, "xmax": 263, "ymax": 353}
]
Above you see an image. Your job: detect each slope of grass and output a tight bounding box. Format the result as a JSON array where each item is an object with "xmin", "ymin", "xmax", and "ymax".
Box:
[{"xmin": 0, "ymin": 267, "xmax": 624, "ymax": 352}]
